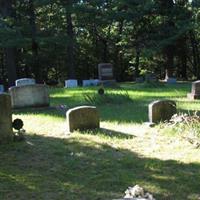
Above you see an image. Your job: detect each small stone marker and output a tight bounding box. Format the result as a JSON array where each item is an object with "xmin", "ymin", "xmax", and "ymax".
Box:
[
  {"xmin": 9, "ymin": 84, "xmax": 50, "ymax": 109},
  {"xmin": 65, "ymin": 79, "xmax": 78, "ymax": 88},
  {"xmin": 66, "ymin": 106, "xmax": 100, "ymax": 133},
  {"xmin": 0, "ymin": 93, "xmax": 13, "ymax": 143},
  {"xmin": 98, "ymin": 63, "xmax": 115, "ymax": 81},
  {"xmin": 15, "ymin": 78, "xmax": 36, "ymax": 86},
  {"xmin": 187, "ymin": 80, "xmax": 200, "ymax": 100},
  {"xmin": 0, "ymin": 85, "xmax": 4, "ymax": 93},
  {"xmin": 149, "ymin": 100, "xmax": 176, "ymax": 123}
]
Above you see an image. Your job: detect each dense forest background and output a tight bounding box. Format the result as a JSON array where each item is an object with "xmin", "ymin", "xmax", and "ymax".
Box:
[{"xmin": 0, "ymin": 0, "xmax": 200, "ymax": 88}]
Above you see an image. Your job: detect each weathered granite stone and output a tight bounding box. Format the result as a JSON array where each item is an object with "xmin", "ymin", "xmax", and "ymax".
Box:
[
  {"xmin": 66, "ymin": 106, "xmax": 100, "ymax": 132},
  {"xmin": 65, "ymin": 79, "xmax": 78, "ymax": 88},
  {"xmin": 0, "ymin": 93, "xmax": 13, "ymax": 143},
  {"xmin": 187, "ymin": 80, "xmax": 200, "ymax": 100},
  {"xmin": 149, "ymin": 100, "xmax": 176, "ymax": 123},
  {"xmin": 9, "ymin": 84, "xmax": 50, "ymax": 109},
  {"xmin": 15, "ymin": 78, "xmax": 36, "ymax": 86}
]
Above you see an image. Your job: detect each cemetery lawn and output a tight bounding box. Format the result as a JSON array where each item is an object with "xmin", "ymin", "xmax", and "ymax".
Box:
[{"xmin": 1, "ymin": 82, "xmax": 200, "ymax": 200}]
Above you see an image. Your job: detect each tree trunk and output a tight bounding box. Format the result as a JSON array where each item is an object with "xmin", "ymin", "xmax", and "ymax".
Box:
[
  {"xmin": 0, "ymin": 0, "xmax": 17, "ymax": 87},
  {"xmin": 66, "ymin": 0, "xmax": 76, "ymax": 79},
  {"xmin": 29, "ymin": 0, "xmax": 41, "ymax": 82}
]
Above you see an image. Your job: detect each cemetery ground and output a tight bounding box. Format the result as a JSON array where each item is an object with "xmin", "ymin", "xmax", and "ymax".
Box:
[{"xmin": 1, "ymin": 82, "xmax": 200, "ymax": 200}]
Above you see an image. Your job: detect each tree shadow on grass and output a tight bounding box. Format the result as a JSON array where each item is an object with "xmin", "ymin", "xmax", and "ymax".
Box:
[
  {"xmin": 81, "ymin": 128, "xmax": 136, "ymax": 139},
  {"xmin": 0, "ymin": 134, "xmax": 200, "ymax": 200}
]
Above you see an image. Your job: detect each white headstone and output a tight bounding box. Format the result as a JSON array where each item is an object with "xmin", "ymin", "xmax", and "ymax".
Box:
[
  {"xmin": 65, "ymin": 79, "xmax": 78, "ymax": 88},
  {"xmin": 0, "ymin": 85, "xmax": 4, "ymax": 93},
  {"xmin": 15, "ymin": 78, "xmax": 36, "ymax": 86}
]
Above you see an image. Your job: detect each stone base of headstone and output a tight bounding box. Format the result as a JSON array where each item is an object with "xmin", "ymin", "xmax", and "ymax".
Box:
[
  {"xmin": 9, "ymin": 84, "xmax": 50, "ymax": 109},
  {"xmin": 187, "ymin": 93, "xmax": 200, "ymax": 100},
  {"xmin": 66, "ymin": 106, "xmax": 100, "ymax": 133},
  {"xmin": 15, "ymin": 78, "xmax": 36, "ymax": 86},
  {"xmin": 165, "ymin": 78, "xmax": 177, "ymax": 84},
  {"xmin": 0, "ymin": 93, "xmax": 13, "ymax": 143},
  {"xmin": 65, "ymin": 79, "xmax": 78, "ymax": 88}
]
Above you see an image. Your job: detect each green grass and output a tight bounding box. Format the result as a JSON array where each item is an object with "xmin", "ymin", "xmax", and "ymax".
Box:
[{"xmin": 1, "ymin": 82, "xmax": 200, "ymax": 200}]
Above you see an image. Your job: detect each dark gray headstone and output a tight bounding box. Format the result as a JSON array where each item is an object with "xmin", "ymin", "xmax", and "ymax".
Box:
[
  {"xmin": 98, "ymin": 63, "xmax": 114, "ymax": 81},
  {"xmin": 187, "ymin": 80, "xmax": 200, "ymax": 100},
  {"xmin": 149, "ymin": 100, "xmax": 176, "ymax": 123},
  {"xmin": 66, "ymin": 106, "xmax": 100, "ymax": 133}
]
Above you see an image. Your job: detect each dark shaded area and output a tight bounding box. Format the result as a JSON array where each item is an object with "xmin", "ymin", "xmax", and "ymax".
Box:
[{"xmin": 0, "ymin": 134, "xmax": 200, "ymax": 200}]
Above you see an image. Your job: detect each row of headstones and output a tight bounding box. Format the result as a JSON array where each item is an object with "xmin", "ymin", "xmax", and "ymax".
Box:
[
  {"xmin": 0, "ymin": 95, "xmax": 193, "ymax": 143},
  {"xmin": 65, "ymin": 63, "xmax": 115, "ymax": 87},
  {"xmin": 66, "ymin": 100, "xmax": 177, "ymax": 133}
]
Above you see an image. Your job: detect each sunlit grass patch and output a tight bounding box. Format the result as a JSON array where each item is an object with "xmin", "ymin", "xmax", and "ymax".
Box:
[{"xmin": 1, "ymin": 82, "xmax": 200, "ymax": 200}]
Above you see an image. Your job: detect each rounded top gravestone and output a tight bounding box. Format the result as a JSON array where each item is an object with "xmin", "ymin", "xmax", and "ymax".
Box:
[
  {"xmin": 66, "ymin": 106, "xmax": 100, "ymax": 133},
  {"xmin": 149, "ymin": 100, "xmax": 176, "ymax": 123}
]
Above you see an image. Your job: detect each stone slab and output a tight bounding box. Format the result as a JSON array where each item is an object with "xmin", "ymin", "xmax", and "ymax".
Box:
[
  {"xmin": 66, "ymin": 106, "xmax": 100, "ymax": 133},
  {"xmin": 9, "ymin": 84, "xmax": 50, "ymax": 109}
]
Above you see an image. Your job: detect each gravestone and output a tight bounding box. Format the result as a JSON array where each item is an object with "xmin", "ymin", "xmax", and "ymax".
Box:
[
  {"xmin": 9, "ymin": 84, "xmax": 50, "ymax": 109},
  {"xmin": 0, "ymin": 85, "xmax": 4, "ymax": 93},
  {"xmin": 66, "ymin": 106, "xmax": 100, "ymax": 133},
  {"xmin": 0, "ymin": 93, "xmax": 13, "ymax": 143},
  {"xmin": 165, "ymin": 78, "xmax": 177, "ymax": 84},
  {"xmin": 65, "ymin": 79, "xmax": 78, "ymax": 88},
  {"xmin": 98, "ymin": 63, "xmax": 115, "ymax": 83},
  {"xmin": 15, "ymin": 78, "xmax": 36, "ymax": 86},
  {"xmin": 187, "ymin": 80, "xmax": 200, "ymax": 100},
  {"xmin": 149, "ymin": 100, "xmax": 176, "ymax": 123},
  {"xmin": 82, "ymin": 79, "xmax": 99, "ymax": 87}
]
